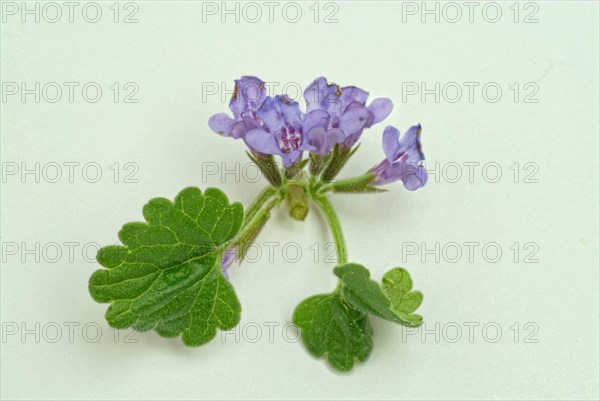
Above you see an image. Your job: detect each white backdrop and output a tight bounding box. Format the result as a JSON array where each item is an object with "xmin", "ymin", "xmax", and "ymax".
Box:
[{"xmin": 1, "ymin": 1, "xmax": 599, "ymax": 400}]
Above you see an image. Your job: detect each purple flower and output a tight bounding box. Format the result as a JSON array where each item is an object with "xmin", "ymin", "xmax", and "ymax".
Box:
[
  {"xmin": 220, "ymin": 247, "xmax": 237, "ymax": 279},
  {"xmin": 371, "ymin": 125, "xmax": 427, "ymax": 190},
  {"xmin": 303, "ymin": 77, "xmax": 393, "ymax": 154},
  {"xmin": 209, "ymin": 76, "xmax": 394, "ymax": 166},
  {"xmin": 208, "ymin": 76, "xmax": 266, "ymax": 139},
  {"xmin": 245, "ymin": 95, "xmax": 316, "ymax": 167}
]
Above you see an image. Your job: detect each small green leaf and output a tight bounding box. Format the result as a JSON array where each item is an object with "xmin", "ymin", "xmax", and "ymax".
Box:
[
  {"xmin": 89, "ymin": 187, "xmax": 244, "ymax": 346},
  {"xmin": 382, "ymin": 268, "xmax": 424, "ymax": 326},
  {"xmin": 334, "ymin": 264, "xmax": 423, "ymax": 327},
  {"xmin": 293, "ymin": 293, "xmax": 373, "ymax": 372}
]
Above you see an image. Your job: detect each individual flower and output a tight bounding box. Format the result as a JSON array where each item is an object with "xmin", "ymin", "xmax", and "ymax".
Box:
[
  {"xmin": 303, "ymin": 77, "xmax": 393, "ymax": 154},
  {"xmin": 208, "ymin": 76, "xmax": 267, "ymax": 139},
  {"xmin": 245, "ymin": 95, "xmax": 315, "ymax": 167},
  {"xmin": 220, "ymin": 247, "xmax": 237, "ymax": 279},
  {"xmin": 371, "ymin": 124, "xmax": 427, "ymax": 190}
]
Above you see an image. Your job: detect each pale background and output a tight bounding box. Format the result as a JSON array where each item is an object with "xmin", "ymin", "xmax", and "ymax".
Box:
[{"xmin": 1, "ymin": 1, "xmax": 599, "ymax": 400}]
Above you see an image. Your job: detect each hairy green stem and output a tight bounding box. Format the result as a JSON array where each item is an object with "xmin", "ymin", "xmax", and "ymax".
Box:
[
  {"xmin": 228, "ymin": 195, "xmax": 280, "ymax": 257},
  {"xmin": 220, "ymin": 186, "xmax": 280, "ymax": 262},
  {"xmin": 312, "ymin": 194, "xmax": 348, "ymax": 265},
  {"xmin": 233, "ymin": 197, "xmax": 279, "ymax": 258},
  {"xmin": 242, "ymin": 186, "xmax": 277, "ymax": 229}
]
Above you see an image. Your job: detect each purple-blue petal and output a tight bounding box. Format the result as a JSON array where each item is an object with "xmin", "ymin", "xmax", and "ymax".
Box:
[
  {"xmin": 304, "ymin": 77, "xmax": 338, "ymax": 113},
  {"xmin": 208, "ymin": 113, "xmax": 235, "ymax": 136},
  {"xmin": 396, "ymin": 124, "xmax": 424, "ymax": 164},
  {"xmin": 372, "ymin": 124, "xmax": 427, "ymax": 190},
  {"xmin": 245, "ymin": 128, "xmax": 281, "ymax": 155},
  {"xmin": 402, "ymin": 164, "xmax": 428, "ymax": 190},
  {"xmin": 340, "ymin": 130, "xmax": 364, "ymax": 150},
  {"xmin": 307, "ymin": 126, "xmax": 345, "ymax": 156},
  {"xmin": 232, "ymin": 121, "xmax": 250, "ymax": 139},
  {"xmin": 220, "ymin": 247, "xmax": 237, "ymax": 279},
  {"xmin": 258, "ymin": 95, "xmax": 303, "ymax": 135},
  {"xmin": 382, "ymin": 125, "xmax": 401, "ymax": 164},
  {"xmin": 281, "ymin": 150, "xmax": 303, "ymax": 167},
  {"xmin": 340, "ymin": 86, "xmax": 369, "ymax": 107},
  {"xmin": 367, "ymin": 98, "xmax": 393, "ymax": 125},
  {"xmin": 339, "ymin": 107, "xmax": 371, "ymax": 137},
  {"xmin": 306, "ymin": 126, "xmax": 327, "ymax": 155},
  {"xmin": 229, "ymin": 76, "xmax": 267, "ymax": 119},
  {"xmin": 303, "ymin": 109, "xmax": 330, "ymax": 133},
  {"xmin": 371, "ymin": 160, "xmax": 427, "ymax": 190}
]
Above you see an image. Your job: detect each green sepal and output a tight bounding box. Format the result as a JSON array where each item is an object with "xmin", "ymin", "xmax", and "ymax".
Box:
[
  {"xmin": 330, "ymin": 173, "xmax": 387, "ymax": 193},
  {"xmin": 321, "ymin": 144, "xmax": 360, "ymax": 183},
  {"xmin": 285, "ymin": 158, "xmax": 309, "ymax": 179},
  {"xmin": 309, "ymin": 153, "xmax": 330, "ymax": 177},
  {"xmin": 247, "ymin": 152, "xmax": 283, "ymax": 187}
]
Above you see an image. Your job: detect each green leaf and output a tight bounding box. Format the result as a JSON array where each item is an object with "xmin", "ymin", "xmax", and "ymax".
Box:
[
  {"xmin": 89, "ymin": 187, "xmax": 244, "ymax": 346},
  {"xmin": 334, "ymin": 264, "xmax": 423, "ymax": 327},
  {"xmin": 293, "ymin": 293, "xmax": 373, "ymax": 372},
  {"xmin": 382, "ymin": 268, "xmax": 424, "ymax": 326}
]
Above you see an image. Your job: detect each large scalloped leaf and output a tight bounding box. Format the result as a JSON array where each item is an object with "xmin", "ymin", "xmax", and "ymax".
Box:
[
  {"xmin": 89, "ymin": 187, "xmax": 244, "ymax": 346},
  {"xmin": 293, "ymin": 293, "xmax": 373, "ymax": 372}
]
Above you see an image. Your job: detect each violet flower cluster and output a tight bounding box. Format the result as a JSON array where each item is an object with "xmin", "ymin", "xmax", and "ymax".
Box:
[{"xmin": 209, "ymin": 76, "xmax": 427, "ymax": 190}]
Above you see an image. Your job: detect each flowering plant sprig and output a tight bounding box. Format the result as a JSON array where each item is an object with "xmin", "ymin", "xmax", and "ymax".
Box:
[{"xmin": 89, "ymin": 76, "xmax": 428, "ymax": 372}]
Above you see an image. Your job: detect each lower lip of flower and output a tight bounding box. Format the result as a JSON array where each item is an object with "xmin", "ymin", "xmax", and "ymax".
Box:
[{"xmin": 277, "ymin": 127, "xmax": 302, "ymax": 154}]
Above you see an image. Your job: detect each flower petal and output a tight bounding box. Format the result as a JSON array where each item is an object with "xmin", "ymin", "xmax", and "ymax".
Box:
[
  {"xmin": 245, "ymin": 128, "xmax": 281, "ymax": 155},
  {"xmin": 281, "ymin": 149, "xmax": 307, "ymax": 167},
  {"xmin": 231, "ymin": 121, "xmax": 250, "ymax": 139},
  {"xmin": 367, "ymin": 98, "xmax": 393, "ymax": 125},
  {"xmin": 258, "ymin": 95, "xmax": 303, "ymax": 134},
  {"xmin": 382, "ymin": 125, "xmax": 401, "ymax": 164},
  {"xmin": 401, "ymin": 163, "xmax": 428, "ymax": 191},
  {"xmin": 220, "ymin": 248, "xmax": 237, "ymax": 279},
  {"xmin": 340, "ymin": 86, "xmax": 369, "ymax": 108},
  {"xmin": 371, "ymin": 160, "xmax": 427, "ymax": 190},
  {"xmin": 327, "ymin": 128, "xmax": 346, "ymax": 144},
  {"xmin": 373, "ymin": 124, "xmax": 427, "ymax": 190},
  {"xmin": 304, "ymin": 77, "xmax": 337, "ymax": 113},
  {"xmin": 339, "ymin": 107, "xmax": 371, "ymax": 136},
  {"xmin": 303, "ymin": 109, "xmax": 330, "ymax": 133},
  {"xmin": 307, "ymin": 126, "xmax": 344, "ymax": 156},
  {"xmin": 208, "ymin": 113, "xmax": 235, "ymax": 136},
  {"xmin": 306, "ymin": 126, "xmax": 327, "ymax": 155},
  {"xmin": 229, "ymin": 76, "xmax": 267, "ymax": 119},
  {"xmin": 396, "ymin": 124, "xmax": 424, "ymax": 164}
]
